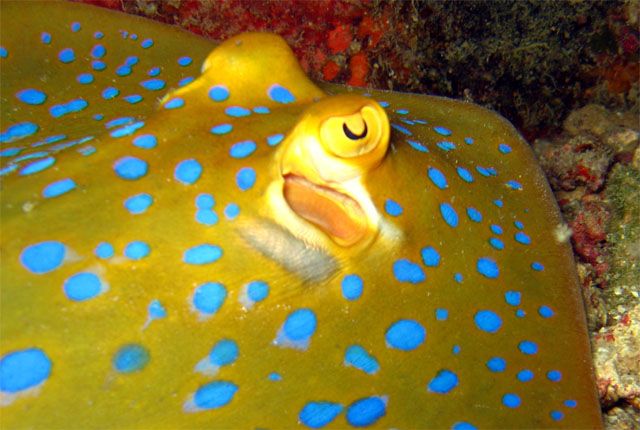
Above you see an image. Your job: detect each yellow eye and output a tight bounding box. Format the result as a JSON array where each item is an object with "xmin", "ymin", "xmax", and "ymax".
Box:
[{"xmin": 321, "ymin": 105, "xmax": 383, "ymax": 158}]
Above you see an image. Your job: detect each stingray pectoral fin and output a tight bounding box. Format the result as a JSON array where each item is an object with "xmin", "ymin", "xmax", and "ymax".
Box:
[{"xmin": 283, "ymin": 174, "xmax": 367, "ymax": 246}]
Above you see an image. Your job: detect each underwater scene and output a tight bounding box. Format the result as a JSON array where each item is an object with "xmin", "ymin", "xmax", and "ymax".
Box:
[{"xmin": 1, "ymin": 1, "xmax": 638, "ymax": 429}]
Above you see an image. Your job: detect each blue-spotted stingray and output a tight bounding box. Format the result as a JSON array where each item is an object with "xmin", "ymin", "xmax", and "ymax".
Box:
[{"xmin": 0, "ymin": 2, "xmax": 602, "ymax": 429}]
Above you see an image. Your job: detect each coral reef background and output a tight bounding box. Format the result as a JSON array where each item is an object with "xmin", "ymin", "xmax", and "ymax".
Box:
[{"xmin": 71, "ymin": 0, "xmax": 640, "ymax": 427}]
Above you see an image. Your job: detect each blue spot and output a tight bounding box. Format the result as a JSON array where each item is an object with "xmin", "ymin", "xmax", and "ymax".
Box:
[
  {"xmin": 0, "ymin": 122, "xmax": 39, "ymax": 143},
  {"xmin": 224, "ymin": 203, "xmax": 240, "ymax": 219},
  {"xmin": 551, "ymin": 411, "xmax": 564, "ymax": 421},
  {"xmin": 124, "ymin": 241, "xmax": 150, "ymax": 260},
  {"xmin": 196, "ymin": 209, "xmax": 218, "ymax": 226},
  {"xmin": 105, "ymin": 117, "xmax": 135, "ymax": 129},
  {"xmin": 384, "ymin": 199, "xmax": 403, "ymax": 216},
  {"xmin": 493, "ymin": 199, "xmax": 504, "ymax": 208},
  {"xmin": 123, "ymin": 95, "xmax": 143, "ymax": 104},
  {"xmin": 111, "ymin": 120, "xmax": 144, "ymax": 137},
  {"xmin": 209, "ymin": 339, "xmax": 238, "ymax": 366},
  {"xmin": 487, "ymin": 357, "xmax": 506, "ymax": 372},
  {"xmin": 269, "ymin": 372, "xmax": 282, "ymax": 381},
  {"xmin": 125, "ymin": 193, "xmax": 153, "ymax": 214},
  {"xmin": 435, "ymin": 309, "xmax": 448, "ymax": 320},
  {"xmin": 531, "ymin": 262, "xmax": 545, "ymax": 271},
  {"xmin": 505, "ymin": 291, "xmax": 521, "ymax": 306},
  {"xmin": 230, "ymin": 140, "xmax": 257, "ymax": 158},
  {"xmin": 539, "ymin": 306, "xmax": 554, "ymax": 318},
  {"xmin": 477, "ymin": 258, "xmax": 499, "ymax": 278},
  {"xmin": 253, "ymin": 106, "xmax": 270, "ymax": 114},
  {"xmin": 341, "ymin": 274, "xmax": 363, "ymax": 300},
  {"xmin": 178, "ymin": 56, "xmax": 192, "ymax": 66},
  {"xmin": 49, "ymin": 99, "xmax": 88, "ymax": 118},
  {"xmin": 433, "ymin": 126, "xmax": 452, "ymax": 136},
  {"xmin": 132, "ymin": 134, "xmax": 157, "ymax": 149},
  {"xmin": 0, "ymin": 147, "xmax": 23, "ymax": 156},
  {"xmin": 516, "ymin": 309, "xmax": 526, "ymax": 318},
  {"xmin": 476, "ymin": 166, "xmax": 490, "ymax": 177},
  {"xmin": 164, "ymin": 98, "xmax": 184, "ymax": 109},
  {"xmin": 391, "ymin": 123, "xmax": 412, "ymax": 135},
  {"xmin": 392, "ymin": 259, "xmax": 425, "ymax": 283},
  {"xmin": 92, "ymin": 60, "xmax": 106, "ymax": 71},
  {"xmin": 43, "ymin": 178, "xmax": 75, "ymax": 198},
  {"xmin": 452, "ymin": 422, "xmax": 478, "ymax": 430},
  {"xmin": 184, "ymin": 244, "xmax": 222, "ymax": 265},
  {"xmin": 284, "ymin": 309, "xmax": 316, "ymax": 340},
  {"xmin": 428, "ymin": 369, "xmax": 458, "ymax": 394},
  {"xmin": 515, "ymin": 232, "xmax": 531, "ymax": 245},
  {"xmin": 490, "ymin": 224, "xmax": 503, "ymax": 235},
  {"xmin": 517, "ymin": 369, "xmax": 534, "ymax": 381},
  {"xmin": 503, "ymin": 394, "xmax": 521, "ymax": 408},
  {"xmin": 547, "ymin": 370, "xmax": 562, "ymax": 381},
  {"xmin": 130, "ymin": 34, "xmax": 139, "ymax": 40},
  {"xmin": 211, "ymin": 124, "xmax": 232, "ymax": 135},
  {"xmin": 385, "ymin": 319, "xmax": 425, "ymax": 350},
  {"xmin": 20, "ymin": 241, "xmax": 65, "ymax": 274},
  {"xmin": 407, "ymin": 139, "xmax": 428, "ymax": 152},
  {"xmin": 499, "ymin": 143, "xmax": 512, "ymax": 153},
  {"xmin": 141, "ymin": 38, "xmax": 154, "ymax": 48},
  {"xmin": 148, "ymin": 67, "xmax": 160, "ymax": 76},
  {"xmin": 102, "ymin": 87, "xmax": 119, "ymax": 99},
  {"xmin": 506, "ymin": 180, "xmax": 523, "ymax": 190},
  {"xmin": 0, "ymin": 348, "xmax": 51, "ymax": 392},
  {"xmin": 194, "ymin": 381, "xmax": 237, "ymax": 409},
  {"xmin": 247, "ymin": 281, "xmax": 269, "ymax": 302},
  {"xmin": 344, "ymin": 345, "xmax": 379, "ymax": 374},
  {"xmin": 115, "ymin": 65, "xmax": 131, "ymax": 76},
  {"xmin": 196, "ymin": 193, "xmax": 215, "ymax": 209},
  {"xmin": 225, "ymin": 106, "xmax": 251, "ymax": 117},
  {"xmin": 437, "ymin": 141, "xmax": 456, "ymax": 151},
  {"xmin": 440, "ymin": 203, "xmax": 459, "ymax": 227},
  {"xmin": 94, "ymin": 31, "xmax": 104, "ymax": 39},
  {"xmin": 148, "ymin": 300, "xmax": 166, "ymax": 319},
  {"xmin": 514, "ymin": 220, "xmax": 524, "ymax": 229},
  {"xmin": 489, "ymin": 238, "xmax": 504, "ymax": 250},
  {"xmin": 91, "ymin": 44, "xmax": 106, "ymax": 58},
  {"xmin": 174, "ymin": 159, "xmax": 202, "ymax": 184},
  {"xmin": 456, "ymin": 166, "xmax": 473, "ymax": 182},
  {"xmin": 564, "ymin": 399, "xmax": 577, "ymax": 408},
  {"xmin": 193, "ymin": 283, "xmax": 227, "ymax": 314},
  {"xmin": 63, "ymin": 272, "xmax": 102, "ymax": 301},
  {"xmin": 267, "ymin": 134, "xmax": 284, "ymax": 146},
  {"xmin": 428, "ymin": 167, "xmax": 448, "ymax": 189},
  {"xmin": 299, "ymin": 401, "xmax": 342, "ymax": 429},
  {"xmin": 113, "ymin": 156, "xmax": 148, "ymax": 180},
  {"xmin": 268, "ymin": 84, "xmax": 295, "ymax": 103},
  {"xmin": 20, "ymin": 157, "xmax": 55, "ymax": 175},
  {"xmin": 140, "ymin": 79, "xmax": 166, "ymax": 91},
  {"xmin": 71, "ymin": 22, "xmax": 81, "ymax": 32},
  {"xmin": 58, "ymin": 48, "xmax": 75, "ymax": 63},
  {"xmin": 77, "ymin": 73, "xmax": 94, "ymax": 84},
  {"xmin": 421, "ymin": 247, "xmax": 440, "ymax": 267},
  {"xmin": 236, "ymin": 167, "xmax": 256, "ymax": 190},
  {"xmin": 466, "ymin": 207, "xmax": 482, "ymax": 222},
  {"xmin": 41, "ymin": 32, "xmax": 51, "ymax": 43},
  {"xmin": 396, "ymin": 109, "xmax": 409, "ymax": 114},
  {"xmin": 95, "ymin": 242, "xmax": 114, "ymax": 259},
  {"xmin": 113, "ymin": 344, "xmax": 149, "ymax": 373},
  {"xmin": 379, "ymin": 101, "xmax": 390, "ymax": 107},
  {"xmin": 519, "ymin": 341, "xmax": 538, "ymax": 355},
  {"xmin": 125, "ymin": 56, "xmax": 139, "ymax": 66},
  {"xmin": 16, "ymin": 89, "xmax": 47, "ymax": 105},
  {"xmin": 346, "ymin": 396, "xmax": 386, "ymax": 427},
  {"xmin": 208, "ymin": 85, "xmax": 230, "ymax": 102},
  {"xmin": 179, "ymin": 77, "xmax": 195, "ymax": 86},
  {"xmin": 474, "ymin": 310, "xmax": 502, "ymax": 333}
]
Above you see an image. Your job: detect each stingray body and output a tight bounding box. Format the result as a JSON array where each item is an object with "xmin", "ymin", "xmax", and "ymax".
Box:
[{"xmin": 0, "ymin": 2, "xmax": 601, "ymax": 429}]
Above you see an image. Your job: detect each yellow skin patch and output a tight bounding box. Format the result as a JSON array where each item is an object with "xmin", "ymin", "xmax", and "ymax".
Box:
[{"xmin": 0, "ymin": 3, "xmax": 602, "ymax": 429}]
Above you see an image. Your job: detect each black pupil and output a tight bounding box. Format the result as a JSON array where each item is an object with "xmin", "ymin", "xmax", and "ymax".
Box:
[{"xmin": 343, "ymin": 121, "xmax": 368, "ymax": 140}]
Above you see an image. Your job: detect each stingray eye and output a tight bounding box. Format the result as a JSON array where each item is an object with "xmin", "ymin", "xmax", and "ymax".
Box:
[
  {"xmin": 343, "ymin": 121, "xmax": 368, "ymax": 140},
  {"xmin": 321, "ymin": 106, "xmax": 383, "ymax": 158}
]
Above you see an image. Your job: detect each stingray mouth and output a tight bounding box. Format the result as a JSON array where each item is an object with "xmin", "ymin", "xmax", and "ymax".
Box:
[{"xmin": 282, "ymin": 174, "xmax": 367, "ymax": 246}]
